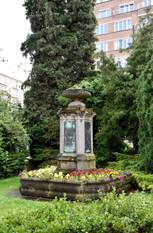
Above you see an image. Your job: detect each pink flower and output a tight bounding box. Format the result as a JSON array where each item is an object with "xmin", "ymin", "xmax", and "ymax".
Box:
[{"xmin": 119, "ymin": 176, "xmax": 125, "ymax": 182}]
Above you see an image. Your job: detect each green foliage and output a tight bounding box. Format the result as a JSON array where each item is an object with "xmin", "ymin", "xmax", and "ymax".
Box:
[
  {"xmin": 107, "ymin": 152, "xmax": 153, "ymax": 192},
  {"xmin": 34, "ymin": 148, "xmax": 58, "ymax": 167},
  {"xmin": 74, "ymin": 53, "xmax": 138, "ymax": 165},
  {"xmin": 0, "ymin": 93, "xmax": 29, "ymax": 178},
  {"xmin": 127, "ymin": 13, "xmax": 153, "ymax": 172},
  {"xmin": 133, "ymin": 172, "xmax": 153, "ymax": 192},
  {"xmin": 137, "ymin": 56, "xmax": 153, "ymax": 172},
  {"xmin": 128, "ymin": 14, "xmax": 153, "ymax": 172},
  {"xmin": 1, "ymin": 192, "xmax": 153, "ymax": 232},
  {"xmin": 108, "ymin": 152, "xmax": 143, "ymax": 171},
  {"xmin": 96, "ymin": 56, "xmax": 138, "ymax": 164},
  {"xmin": 22, "ymin": 0, "xmax": 96, "ymax": 167},
  {"xmin": 127, "ymin": 12, "xmax": 153, "ymax": 79},
  {"xmin": 0, "ymin": 151, "xmax": 26, "ymax": 178}
]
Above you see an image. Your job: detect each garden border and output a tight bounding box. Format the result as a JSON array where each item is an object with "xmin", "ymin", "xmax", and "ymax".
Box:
[{"xmin": 20, "ymin": 173, "xmax": 133, "ymax": 201}]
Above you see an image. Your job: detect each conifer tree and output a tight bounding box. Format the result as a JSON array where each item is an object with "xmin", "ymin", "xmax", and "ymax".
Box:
[
  {"xmin": 128, "ymin": 13, "xmax": 153, "ymax": 172},
  {"xmin": 137, "ymin": 56, "xmax": 153, "ymax": 173},
  {"xmin": 22, "ymin": 0, "xmax": 96, "ymax": 166}
]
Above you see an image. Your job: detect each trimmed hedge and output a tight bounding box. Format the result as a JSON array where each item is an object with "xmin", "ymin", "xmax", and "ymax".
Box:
[{"xmin": 0, "ymin": 192, "xmax": 153, "ymax": 233}]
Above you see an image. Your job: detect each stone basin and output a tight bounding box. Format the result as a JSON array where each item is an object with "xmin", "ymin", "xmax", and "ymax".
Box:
[
  {"xmin": 63, "ymin": 88, "xmax": 91, "ymax": 100},
  {"xmin": 20, "ymin": 173, "xmax": 133, "ymax": 201}
]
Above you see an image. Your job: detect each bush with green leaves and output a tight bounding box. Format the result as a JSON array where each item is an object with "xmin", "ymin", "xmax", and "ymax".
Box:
[
  {"xmin": 0, "ymin": 93, "xmax": 29, "ymax": 178},
  {"xmin": 107, "ymin": 152, "xmax": 153, "ymax": 192},
  {"xmin": 0, "ymin": 192, "xmax": 153, "ymax": 233},
  {"xmin": 0, "ymin": 151, "xmax": 27, "ymax": 178},
  {"xmin": 132, "ymin": 172, "xmax": 153, "ymax": 192},
  {"xmin": 107, "ymin": 152, "xmax": 143, "ymax": 171}
]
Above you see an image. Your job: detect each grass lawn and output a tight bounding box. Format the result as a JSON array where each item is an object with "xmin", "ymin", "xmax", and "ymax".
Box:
[{"xmin": 0, "ymin": 177, "xmax": 45, "ymax": 218}]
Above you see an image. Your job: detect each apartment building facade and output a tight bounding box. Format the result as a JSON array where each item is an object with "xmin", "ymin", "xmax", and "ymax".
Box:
[
  {"xmin": 0, "ymin": 73, "xmax": 24, "ymax": 104},
  {"xmin": 95, "ymin": 0, "xmax": 153, "ymax": 66}
]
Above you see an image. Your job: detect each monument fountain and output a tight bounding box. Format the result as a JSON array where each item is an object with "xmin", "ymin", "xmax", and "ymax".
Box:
[{"xmin": 20, "ymin": 89, "xmax": 133, "ymax": 200}]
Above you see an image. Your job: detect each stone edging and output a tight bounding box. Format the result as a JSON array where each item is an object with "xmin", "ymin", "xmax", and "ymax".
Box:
[{"xmin": 20, "ymin": 173, "xmax": 133, "ymax": 201}]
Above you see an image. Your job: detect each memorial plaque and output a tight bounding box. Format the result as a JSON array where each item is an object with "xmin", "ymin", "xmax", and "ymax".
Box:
[
  {"xmin": 85, "ymin": 121, "xmax": 91, "ymax": 153},
  {"xmin": 64, "ymin": 120, "xmax": 76, "ymax": 153}
]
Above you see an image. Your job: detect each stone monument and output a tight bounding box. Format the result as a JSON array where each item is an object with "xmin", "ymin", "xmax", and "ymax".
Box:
[{"xmin": 57, "ymin": 89, "xmax": 96, "ymax": 171}]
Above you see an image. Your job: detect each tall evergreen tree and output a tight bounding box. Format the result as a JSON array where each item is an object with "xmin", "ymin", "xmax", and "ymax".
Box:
[
  {"xmin": 22, "ymin": 0, "xmax": 96, "ymax": 167},
  {"xmin": 137, "ymin": 56, "xmax": 153, "ymax": 173},
  {"xmin": 135, "ymin": 15, "xmax": 153, "ymax": 172}
]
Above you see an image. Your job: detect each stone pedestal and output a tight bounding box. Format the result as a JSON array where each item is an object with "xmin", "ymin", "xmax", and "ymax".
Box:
[
  {"xmin": 57, "ymin": 89, "xmax": 96, "ymax": 172},
  {"xmin": 57, "ymin": 154, "xmax": 96, "ymax": 171}
]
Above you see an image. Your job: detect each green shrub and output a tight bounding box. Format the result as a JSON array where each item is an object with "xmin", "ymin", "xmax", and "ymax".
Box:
[
  {"xmin": 107, "ymin": 152, "xmax": 153, "ymax": 192},
  {"xmin": 107, "ymin": 152, "xmax": 143, "ymax": 171},
  {"xmin": 0, "ymin": 150, "xmax": 26, "ymax": 178},
  {"xmin": 132, "ymin": 172, "xmax": 153, "ymax": 192},
  {"xmin": 0, "ymin": 192, "xmax": 153, "ymax": 233},
  {"xmin": 33, "ymin": 148, "xmax": 58, "ymax": 167}
]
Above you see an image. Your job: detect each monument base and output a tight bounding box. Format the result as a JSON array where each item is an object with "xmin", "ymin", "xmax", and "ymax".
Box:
[{"xmin": 57, "ymin": 154, "xmax": 96, "ymax": 172}]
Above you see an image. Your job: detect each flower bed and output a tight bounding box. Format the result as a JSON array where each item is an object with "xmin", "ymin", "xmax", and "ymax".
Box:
[
  {"xmin": 68, "ymin": 169, "xmax": 121, "ymax": 181},
  {"xmin": 20, "ymin": 166, "xmax": 133, "ymax": 201},
  {"xmin": 21, "ymin": 166, "xmax": 122, "ymax": 181}
]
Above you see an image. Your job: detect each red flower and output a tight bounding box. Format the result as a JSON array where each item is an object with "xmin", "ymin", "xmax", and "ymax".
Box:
[{"xmin": 69, "ymin": 168, "xmax": 115, "ymax": 177}]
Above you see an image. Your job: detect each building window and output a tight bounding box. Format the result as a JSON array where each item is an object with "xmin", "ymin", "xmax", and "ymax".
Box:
[
  {"xmin": 96, "ymin": 9, "xmax": 112, "ymax": 18},
  {"xmin": 96, "ymin": 42, "xmax": 108, "ymax": 52},
  {"xmin": 114, "ymin": 38, "xmax": 132, "ymax": 50},
  {"xmin": 144, "ymin": 0, "xmax": 153, "ymax": 6},
  {"xmin": 119, "ymin": 3, "xmax": 134, "ymax": 13},
  {"xmin": 0, "ymin": 83, "xmax": 7, "ymax": 91},
  {"xmin": 116, "ymin": 57, "xmax": 127, "ymax": 67},
  {"xmin": 114, "ymin": 19, "xmax": 132, "ymax": 31},
  {"xmin": 96, "ymin": 24, "xmax": 108, "ymax": 35}
]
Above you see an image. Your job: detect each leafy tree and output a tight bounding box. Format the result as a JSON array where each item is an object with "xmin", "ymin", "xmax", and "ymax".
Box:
[
  {"xmin": 22, "ymin": 0, "xmax": 96, "ymax": 167},
  {"xmin": 0, "ymin": 92, "xmax": 29, "ymax": 177},
  {"xmin": 74, "ymin": 53, "xmax": 138, "ymax": 166}
]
